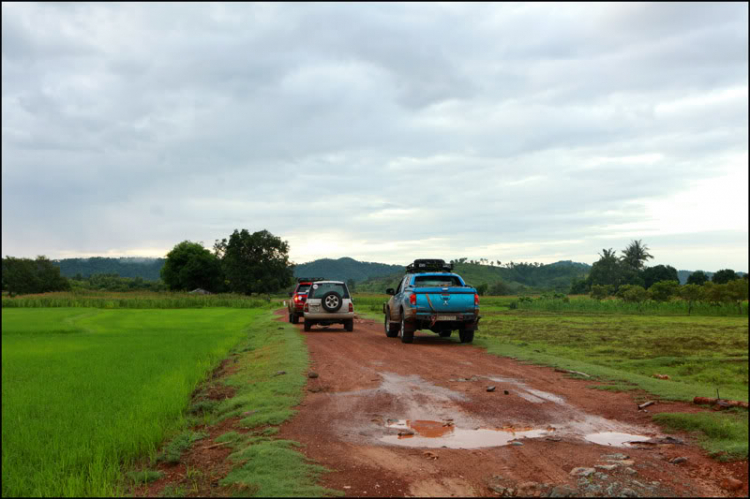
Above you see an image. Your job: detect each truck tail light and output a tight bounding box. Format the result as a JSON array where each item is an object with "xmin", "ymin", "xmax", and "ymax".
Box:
[
  {"xmin": 474, "ymin": 293, "xmax": 480, "ymax": 306},
  {"xmin": 294, "ymin": 294, "xmax": 300, "ymax": 302},
  {"xmin": 349, "ymin": 302, "xmax": 353, "ymax": 312},
  {"xmin": 409, "ymin": 294, "xmax": 417, "ymax": 306}
]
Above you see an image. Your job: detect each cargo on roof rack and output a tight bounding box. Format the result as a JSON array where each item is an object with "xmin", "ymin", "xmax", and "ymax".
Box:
[
  {"xmin": 296, "ymin": 277, "xmax": 326, "ymax": 282},
  {"xmin": 405, "ymin": 259, "xmax": 453, "ymax": 273}
]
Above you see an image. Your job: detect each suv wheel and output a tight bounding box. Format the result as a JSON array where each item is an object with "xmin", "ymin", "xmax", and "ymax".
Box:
[
  {"xmin": 321, "ymin": 291, "xmax": 342, "ymax": 312},
  {"xmin": 399, "ymin": 314, "xmax": 414, "ymax": 344},
  {"xmin": 291, "ymin": 313, "xmax": 299, "ymax": 324},
  {"xmin": 304, "ymin": 319, "xmax": 312, "ymax": 332},
  {"xmin": 345, "ymin": 319, "xmax": 354, "ymax": 332},
  {"xmin": 384, "ymin": 309, "xmax": 399, "ymax": 338}
]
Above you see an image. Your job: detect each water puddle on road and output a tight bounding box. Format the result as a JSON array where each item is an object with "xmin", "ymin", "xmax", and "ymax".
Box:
[
  {"xmin": 381, "ymin": 420, "xmax": 550, "ymax": 449},
  {"xmin": 584, "ymin": 432, "xmax": 652, "ymax": 447}
]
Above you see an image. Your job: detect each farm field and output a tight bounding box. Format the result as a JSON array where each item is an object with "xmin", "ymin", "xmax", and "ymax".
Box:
[{"xmin": 1, "ymin": 308, "xmax": 265, "ymax": 497}]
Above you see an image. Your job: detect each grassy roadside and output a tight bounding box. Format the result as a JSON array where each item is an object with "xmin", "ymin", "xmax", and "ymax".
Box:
[
  {"xmin": 129, "ymin": 311, "xmax": 340, "ymax": 497},
  {"xmin": 477, "ymin": 311, "xmax": 749, "ymax": 460}
]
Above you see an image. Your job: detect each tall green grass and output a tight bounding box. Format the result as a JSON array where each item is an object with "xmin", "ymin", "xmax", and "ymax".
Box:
[
  {"xmin": 1, "ymin": 308, "xmax": 264, "ymax": 497},
  {"xmin": 1, "ymin": 291, "xmax": 286, "ymax": 309}
]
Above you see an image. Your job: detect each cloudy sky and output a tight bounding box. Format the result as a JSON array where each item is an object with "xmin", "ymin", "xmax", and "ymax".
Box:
[{"xmin": 2, "ymin": 3, "xmax": 748, "ymax": 270}]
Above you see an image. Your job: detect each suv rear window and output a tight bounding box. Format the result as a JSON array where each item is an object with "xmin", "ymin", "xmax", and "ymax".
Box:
[
  {"xmin": 296, "ymin": 284, "xmax": 311, "ymax": 293},
  {"xmin": 308, "ymin": 282, "xmax": 350, "ymax": 298},
  {"xmin": 413, "ymin": 275, "xmax": 463, "ymax": 287}
]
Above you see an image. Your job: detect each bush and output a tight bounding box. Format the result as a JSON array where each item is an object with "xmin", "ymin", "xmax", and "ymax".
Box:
[
  {"xmin": 590, "ymin": 284, "xmax": 613, "ymax": 300},
  {"xmin": 648, "ymin": 280, "xmax": 679, "ymax": 302},
  {"xmin": 617, "ymin": 285, "xmax": 648, "ymax": 303}
]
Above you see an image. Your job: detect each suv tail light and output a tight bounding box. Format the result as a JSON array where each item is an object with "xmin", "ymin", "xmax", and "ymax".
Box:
[
  {"xmin": 474, "ymin": 293, "xmax": 480, "ymax": 306},
  {"xmin": 349, "ymin": 302, "xmax": 353, "ymax": 312},
  {"xmin": 304, "ymin": 303, "xmax": 309, "ymax": 312},
  {"xmin": 409, "ymin": 294, "xmax": 417, "ymax": 306}
]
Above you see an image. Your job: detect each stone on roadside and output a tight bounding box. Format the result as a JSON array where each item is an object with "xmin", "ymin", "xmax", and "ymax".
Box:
[
  {"xmin": 721, "ymin": 477, "xmax": 742, "ymax": 491},
  {"xmin": 308, "ymin": 371, "xmax": 319, "ymax": 378},
  {"xmin": 570, "ymin": 468, "xmax": 596, "ymax": 477},
  {"xmin": 595, "ymin": 464, "xmax": 618, "ymax": 471},
  {"xmin": 511, "ymin": 441, "xmax": 524, "ymax": 446},
  {"xmin": 594, "ymin": 472, "xmax": 609, "ymax": 481},
  {"xmin": 548, "ymin": 485, "xmax": 576, "ymax": 497},
  {"xmin": 504, "ymin": 390, "xmax": 510, "ymax": 395},
  {"xmin": 487, "ymin": 386, "xmax": 496, "ymax": 392},
  {"xmin": 669, "ymin": 457, "xmax": 688, "ymax": 465},
  {"xmin": 602, "ymin": 453, "xmax": 629, "ymax": 460},
  {"xmin": 273, "ymin": 370, "xmax": 286, "ymax": 376},
  {"xmin": 623, "ymin": 467, "xmax": 637, "ymax": 476},
  {"xmin": 621, "ymin": 488, "xmax": 638, "ymax": 497}
]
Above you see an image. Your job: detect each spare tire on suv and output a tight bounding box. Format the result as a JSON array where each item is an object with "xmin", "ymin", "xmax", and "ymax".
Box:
[{"xmin": 321, "ymin": 291, "xmax": 342, "ymax": 312}]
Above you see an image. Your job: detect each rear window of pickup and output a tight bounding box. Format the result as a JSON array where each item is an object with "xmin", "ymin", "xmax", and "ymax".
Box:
[{"xmin": 413, "ymin": 275, "xmax": 463, "ymax": 287}]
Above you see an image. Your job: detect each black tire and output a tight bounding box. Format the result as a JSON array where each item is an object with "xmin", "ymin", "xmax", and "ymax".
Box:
[
  {"xmin": 321, "ymin": 291, "xmax": 343, "ymax": 312},
  {"xmin": 304, "ymin": 319, "xmax": 312, "ymax": 332},
  {"xmin": 399, "ymin": 313, "xmax": 414, "ymax": 344},
  {"xmin": 384, "ymin": 309, "xmax": 399, "ymax": 338},
  {"xmin": 345, "ymin": 319, "xmax": 354, "ymax": 332},
  {"xmin": 291, "ymin": 313, "xmax": 299, "ymax": 324},
  {"xmin": 459, "ymin": 326, "xmax": 474, "ymax": 343},
  {"xmin": 288, "ymin": 313, "xmax": 293, "ymax": 323},
  {"xmin": 439, "ymin": 331, "xmax": 452, "ymax": 338}
]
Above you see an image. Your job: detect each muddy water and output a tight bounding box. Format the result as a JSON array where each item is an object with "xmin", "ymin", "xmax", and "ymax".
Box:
[
  {"xmin": 584, "ymin": 432, "xmax": 652, "ymax": 447},
  {"xmin": 381, "ymin": 420, "xmax": 550, "ymax": 449}
]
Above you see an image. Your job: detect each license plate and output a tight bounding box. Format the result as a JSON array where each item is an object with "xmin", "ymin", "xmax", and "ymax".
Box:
[{"xmin": 436, "ymin": 315, "xmax": 456, "ymax": 321}]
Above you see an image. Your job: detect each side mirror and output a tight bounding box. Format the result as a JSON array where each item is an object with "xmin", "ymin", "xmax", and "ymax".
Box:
[
  {"xmin": 288, "ymin": 292, "xmax": 294, "ymax": 297},
  {"xmin": 386, "ymin": 288, "xmax": 395, "ymax": 295}
]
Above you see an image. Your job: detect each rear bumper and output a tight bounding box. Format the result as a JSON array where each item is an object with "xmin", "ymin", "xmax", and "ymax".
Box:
[
  {"xmin": 407, "ymin": 309, "xmax": 480, "ymax": 330},
  {"xmin": 304, "ymin": 312, "xmax": 355, "ymax": 321}
]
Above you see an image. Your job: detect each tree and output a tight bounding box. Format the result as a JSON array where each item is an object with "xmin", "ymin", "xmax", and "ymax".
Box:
[
  {"xmin": 621, "ymin": 240, "xmax": 653, "ymax": 271},
  {"xmin": 476, "ymin": 283, "xmax": 488, "ymax": 296},
  {"xmin": 726, "ymin": 279, "xmax": 749, "ymax": 315},
  {"xmin": 161, "ymin": 241, "xmax": 223, "ymax": 292},
  {"xmin": 2, "ymin": 256, "xmax": 70, "ymax": 295},
  {"xmin": 648, "ymin": 280, "xmax": 679, "ymax": 302},
  {"xmin": 588, "ymin": 249, "xmax": 641, "ymax": 291},
  {"xmin": 214, "ymin": 229, "xmax": 293, "ymax": 295},
  {"xmin": 712, "ymin": 269, "xmax": 739, "ymax": 284},
  {"xmin": 678, "ymin": 284, "xmax": 705, "ymax": 316},
  {"xmin": 569, "ymin": 277, "xmax": 589, "ymax": 295},
  {"xmin": 590, "ymin": 284, "xmax": 613, "ymax": 300},
  {"xmin": 617, "ymin": 284, "xmax": 648, "ymax": 303},
  {"xmin": 702, "ymin": 282, "xmax": 730, "ymax": 305},
  {"xmin": 687, "ymin": 270, "xmax": 709, "ymax": 286},
  {"xmin": 346, "ymin": 278, "xmax": 357, "ymax": 293},
  {"xmin": 643, "ymin": 265, "xmax": 679, "ymax": 289}
]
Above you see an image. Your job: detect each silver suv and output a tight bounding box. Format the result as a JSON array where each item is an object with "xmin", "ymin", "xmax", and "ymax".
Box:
[{"xmin": 303, "ymin": 280, "xmax": 355, "ymax": 332}]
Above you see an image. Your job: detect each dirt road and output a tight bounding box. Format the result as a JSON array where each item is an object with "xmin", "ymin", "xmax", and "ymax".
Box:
[{"xmin": 276, "ymin": 310, "xmax": 747, "ymax": 498}]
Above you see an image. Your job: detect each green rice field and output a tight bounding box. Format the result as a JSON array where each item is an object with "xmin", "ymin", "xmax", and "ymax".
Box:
[{"xmin": 1, "ymin": 307, "xmax": 264, "ymax": 497}]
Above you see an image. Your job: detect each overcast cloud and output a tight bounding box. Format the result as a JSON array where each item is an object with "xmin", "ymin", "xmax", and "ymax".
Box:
[{"xmin": 2, "ymin": 2, "xmax": 748, "ymax": 270}]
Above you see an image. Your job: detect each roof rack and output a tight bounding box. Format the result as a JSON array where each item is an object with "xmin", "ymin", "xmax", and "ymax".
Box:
[
  {"xmin": 297, "ymin": 277, "xmax": 326, "ymax": 283},
  {"xmin": 405, "ymin": 259, "xmax": 453, "ymax": 273}
]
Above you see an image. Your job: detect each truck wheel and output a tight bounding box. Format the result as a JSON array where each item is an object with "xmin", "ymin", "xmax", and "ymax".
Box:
[
  {"xmin": 345, "ymin": 319, "xmax": 354, "ymax": 332},
  {"xmin": 439, "ymin": 331, "xmax": 452, "ymax": 338},
  {"xmin": 459, "ymin": 326, "xmax": 474, "ymax": 343},
  {"xmin": 384, "ymin": 309, "xmax": 399, "ymax": 338},
  {"xmin": 399, "ymin": 315, "xmax": 414, "ymax": 344},
  {"xmin": 304, "ymin": 320, "xmax": 312, "ymax": 332}
]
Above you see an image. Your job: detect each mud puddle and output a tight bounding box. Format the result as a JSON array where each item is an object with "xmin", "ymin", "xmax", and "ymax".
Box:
[
  {"xmin": 584, "ymin": 432, "xmax": 653, "ymax": 447},
  {"xmin": 381, "ymin": 420, "xmax": 550, "ymax": 449}
]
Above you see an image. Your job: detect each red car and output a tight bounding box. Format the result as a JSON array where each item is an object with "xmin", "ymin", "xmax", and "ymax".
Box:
[{"xmin": 288, "ymin": 277, "xmax": 324, "ymax": 324}]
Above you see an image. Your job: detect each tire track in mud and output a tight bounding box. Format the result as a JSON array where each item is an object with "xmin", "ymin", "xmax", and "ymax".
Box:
[{"xmin": 275, "ymin": 310, "xmax": 747, "ymax": 498}]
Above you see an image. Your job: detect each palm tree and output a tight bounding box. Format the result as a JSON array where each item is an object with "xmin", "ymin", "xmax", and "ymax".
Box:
[{"xmin": 621, "ymin": 240, "xmax": 653, "ymax": 270}]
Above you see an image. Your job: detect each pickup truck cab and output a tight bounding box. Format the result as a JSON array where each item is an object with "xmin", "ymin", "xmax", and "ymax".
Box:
[{"xmin": 383, "ymin": 259, "xmax": 479, "ymax": 343}]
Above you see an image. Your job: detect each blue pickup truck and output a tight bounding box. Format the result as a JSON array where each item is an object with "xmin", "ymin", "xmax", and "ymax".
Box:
[{"xmin": 383, "ymin": 259, "xmax": 480, "ymax": 343}]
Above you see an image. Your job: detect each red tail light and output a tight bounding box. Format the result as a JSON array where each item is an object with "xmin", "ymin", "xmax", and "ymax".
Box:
[
  {"xmin": 304, "ymin": 303, "xmax": 309, "ymax": 312},
  {"xmin": 294, "ymin": 295, "xmax": 300, "ymax": 302},
  {"xmin": 474, "ymin": 293, "xmax": 480, "ymax": 306},
  {"xmin": 409, "ymin": 294, "xmax": 417, "ymax": 306},
  {"xmin": 349, "ymin": 303, "xmax": 353, "ymax": 312}
]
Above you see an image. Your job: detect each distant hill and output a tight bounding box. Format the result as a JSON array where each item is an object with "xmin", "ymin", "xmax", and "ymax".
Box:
[
  {"xmin": 357, "ymin": 260, "xmax": 592, "ymax": 294},
  {"xmin": 293, "ymin": 257, "xmax": 404, "ymax": 283},
  {"xmin": 54, "ymin": 257, "xmax": 165, "ymax": 281}
]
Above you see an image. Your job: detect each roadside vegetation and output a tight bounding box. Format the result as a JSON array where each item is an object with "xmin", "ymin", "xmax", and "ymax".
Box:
[{"xmin": 1, "ymin": 308, "xmax": 264, "ymax": 496}]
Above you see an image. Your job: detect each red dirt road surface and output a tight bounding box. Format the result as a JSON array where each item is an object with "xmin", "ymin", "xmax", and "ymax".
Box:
[{"xmin": 276, "ymin": 310, "xmax": 748, "ymax": 498}]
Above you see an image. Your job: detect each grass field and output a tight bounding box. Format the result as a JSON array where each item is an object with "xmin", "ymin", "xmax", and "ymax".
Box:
[
  {"xmin": 1, "ymin": 308, "xmax": 265, "ymax": 497},
  {"xmin": 1, "ymin": 291, "xmax": 286, "ymax": 309}
]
